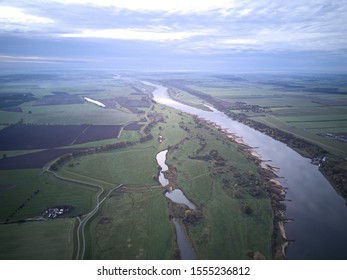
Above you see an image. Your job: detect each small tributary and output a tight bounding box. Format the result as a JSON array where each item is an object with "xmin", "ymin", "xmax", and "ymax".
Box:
[{"xmin": 156, "ymin": 149, "xmax": 197, "ymax": 259}]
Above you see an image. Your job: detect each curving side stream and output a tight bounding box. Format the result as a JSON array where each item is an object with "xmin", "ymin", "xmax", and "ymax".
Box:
[
  {"xmin": 156, "ymin": 149, "xmax": 197, "ymax": 260},
  {"xmin": 145, "ymin": 81, "xmax": 347, "ymax": 260},
  {"xmin": 156, "ymin": 150, "xmax": 169, "ymax": 187}
]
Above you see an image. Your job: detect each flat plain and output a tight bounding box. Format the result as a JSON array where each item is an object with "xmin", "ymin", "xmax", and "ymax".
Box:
[{"xmin": 0, "ymin": 71, "xmax": 345, "ymax": 260}]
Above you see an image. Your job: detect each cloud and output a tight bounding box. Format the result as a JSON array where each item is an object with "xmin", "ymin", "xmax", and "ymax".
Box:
[
  {"xmin": 48, "ymin": 0, "xmax": 236, "ymax": 14},
  {"xmin": 0, "ymin": 6, "xmax": 54, "ymax": 24},
  {"xmin": 0, "ymin": 0, "xmax": 346, "ymax": 72},
  {"xmin": 60, "ymin": 27, "xmax": 212, "ymax": 41},
  {"xmin": 0, "ymin": 55, "xmax": 87, "ymax": 64}
]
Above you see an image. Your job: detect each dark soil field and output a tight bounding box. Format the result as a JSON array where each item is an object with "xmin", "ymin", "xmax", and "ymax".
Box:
[
  {"xmin": 0, "ymin": 148, "xmax": 85, "ymax": 170},
  {"xmin": 34, "ymin": 92, "xmax": 83, "ymax": 106},
  {"xmin": 0, "ymin": 124, "xmax": 89, "ymax": 150},
  {"xmin": 123, "ymin": 122, "xmax": 143, "ymax": 131},
  {"xmin": 0, "ymin": 93, "xmax": 37, "ymax": 109},
  {"xmin": 0, "ymin": 124, "xmax": 122, "ymax": 150},
  {"xmin": 114, "ymin": 96, "xmax": 151, "ymax": 113},
  {"xmin": 98, "ymin": 99, "xmax": 117, "ymax": 109},
  {"xmin": 1, "ymin": 107, "xmax": 23, "ymax": 112},
  {"xmin": 73, "ymin": 125, "xmax": 122, "ymax": 144}
]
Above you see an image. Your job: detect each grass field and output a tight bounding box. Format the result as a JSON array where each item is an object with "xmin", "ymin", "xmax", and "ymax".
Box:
[
  {"xmin": 87, "ymin": 188, "xmax": 174, "ymax": 259},
  {"xmin": 0, "ymin": 218, "xmax": 75, "ymax": 259},
  {"xmin": 165, "ymin": 115, "xmax": 273, "ymax": 259},
  {"xmin": 0, "ymin": 73, "xmax": 146, "ymax": 126},
  {"xmin": 0, "ymin": 169, "xmax": 97, "ymax": 222}
]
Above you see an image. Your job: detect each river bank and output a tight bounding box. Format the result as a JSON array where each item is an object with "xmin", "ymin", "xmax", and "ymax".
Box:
[
  {"xmin": 231, "ymin": 115, "xmax": 347, "ymax": 203},
  {"xmin": 164, "ymin": 81, "xmax": 347, "ymax": 203},
  {"xmin": 194, "ymin": 116, "xmax": 288, "ymax": 259},
  {"xmin": 156, "ymin": 149, "xmax": 198, "ymax": 260}
]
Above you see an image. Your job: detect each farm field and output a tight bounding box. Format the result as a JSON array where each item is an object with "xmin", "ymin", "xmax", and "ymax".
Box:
[
  {"xmin": 0, "ymin": 169, "xmax": 97, "ymax": 223},
  {"xmin": 0, "ymin": 218, "xmax": 75, "ymax": 259},
  {"xmin": 0, "ymin": 71, "xmax": 155, "ymax": 259},
  {"xmin": 0, "ymin": 124, "xmax": 121, "ymax": 150},
  {"xmin": 165, "ymin": 74, "xmax": 347, "ymax": 158},
  {"xmin": 88, "ymin": 187, "xmax": 175, "ymax": 259}
]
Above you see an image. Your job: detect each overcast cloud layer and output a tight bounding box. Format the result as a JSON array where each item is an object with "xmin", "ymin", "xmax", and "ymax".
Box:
[{"xmin": 1, "ymin": 0, "xmax": 347, "ymax": 72}]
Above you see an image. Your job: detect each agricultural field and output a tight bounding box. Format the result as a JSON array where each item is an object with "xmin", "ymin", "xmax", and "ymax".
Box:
[
  {"xmin": 165, "ymin": 74, "xmax": 347, "ymax": 158},
  {"xmin": 0, "ymin": 219, "xmax": 75, "ymax": 259},
  {"xmin": 0, "ymin": 169, "xmax": 97, "ymax": 223},
  {"xmin": 0, "ymin": 71, "xmax": 155, "ymax": 259},
  {"xmin": 88, "ymin": 188, "xmax": 175, "ymax": 260}
]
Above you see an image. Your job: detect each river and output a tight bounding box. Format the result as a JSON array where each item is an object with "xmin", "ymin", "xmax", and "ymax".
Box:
[
  {"xmin": 156, "ymin": 149, "xmax": 197, "ymax": 259},
  {"xmin": 144, "ymin": 81, "xmax": 347, "ymax": 260}
]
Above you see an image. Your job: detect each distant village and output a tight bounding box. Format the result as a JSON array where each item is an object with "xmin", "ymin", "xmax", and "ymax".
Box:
[{"xmin": 232, "ymin": 101, "xmax": 268, "ymax": 114}]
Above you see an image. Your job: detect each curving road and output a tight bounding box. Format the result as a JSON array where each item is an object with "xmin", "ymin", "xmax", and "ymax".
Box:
[
  {"xmin": 44, "ymin": 167, "xmax": 123, "ymax": 259},
  {"xmin": 75, "ymin": 183, "xmax": 123, "ymax": 260}
]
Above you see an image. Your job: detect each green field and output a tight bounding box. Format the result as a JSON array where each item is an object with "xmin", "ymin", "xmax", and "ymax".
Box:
[
  {"xmin": 0, "ymin": 219, "xmax": 75, "ymax": 259},
  {"xmin": 88, "ymin": 188, "xmax": 175, "ymax": 259},
  {"xmin": 0, "ymin": 74, "xmax": 144, "ymax": 126},
  {"xmin": 0, "ymin": 169, "xmax": 97, "ymax": 223},
  {"xmin": 59, "ymin": 144, "xmax": 158, "ymax": 189},
  {"xmin": 165, "ymin": 115, "xmax": 273, "ymax": 259}
]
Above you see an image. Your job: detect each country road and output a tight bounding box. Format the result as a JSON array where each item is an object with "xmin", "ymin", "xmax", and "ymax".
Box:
[
  {"xmin": 44, "ymin": 167, "xmax": 123, "ymax": 259},
  {"xmin": 75, "ymin": 183, "xmax": 123, "ymax": 260}
]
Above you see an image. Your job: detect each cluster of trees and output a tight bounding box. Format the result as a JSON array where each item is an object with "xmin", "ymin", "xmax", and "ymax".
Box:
[
  {"xmin": 178, "ymin": 121, "xmax": 191, "ymax": 133},
  {"xmin": 320, "ymin": 159, "xmax": 347, "ymax": 200}
]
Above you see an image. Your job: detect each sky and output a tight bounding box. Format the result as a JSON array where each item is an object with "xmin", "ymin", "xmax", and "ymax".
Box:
[{"xmin": 0, "ymin": 0, "xmax": 347, "ymax": 72}]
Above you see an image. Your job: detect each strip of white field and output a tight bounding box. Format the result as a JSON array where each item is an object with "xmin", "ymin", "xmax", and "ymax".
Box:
[{"xmin": 84, "ymin": 97, "xmax": 106, "ymax": 108}]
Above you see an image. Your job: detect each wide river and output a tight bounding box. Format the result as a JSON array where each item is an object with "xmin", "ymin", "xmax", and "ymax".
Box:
[{"xmin": 144, "ymin": 81, "xmax": 347, "ymax": 260}]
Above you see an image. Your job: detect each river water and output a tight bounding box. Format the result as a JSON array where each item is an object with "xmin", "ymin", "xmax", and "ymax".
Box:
[
  {"xmin": 156, "ymin": 149, "xmax": 197, "ymax": 259},
  {"xmin": 144, "ymin": 81, "xmax": 347, "ymax": 260},
  {"xmin": 156, "ymin": 150, "xmax": 169, "ymax": 187}
]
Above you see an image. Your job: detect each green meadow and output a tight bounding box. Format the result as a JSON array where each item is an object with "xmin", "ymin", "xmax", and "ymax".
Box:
[{"xmin": 0, "ymin": 219, "xmax": 75, "ymax": 259}]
